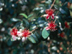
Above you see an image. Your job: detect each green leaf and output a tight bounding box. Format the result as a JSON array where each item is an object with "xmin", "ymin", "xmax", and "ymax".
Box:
[
  {"xmin": 11, "ymin": 37, "xmax": 15, "ymax": 41},
  {"xmin": 61, "ymin": 45, "xmax": 67, "ymax": 51},
  {"xmin": 70, "ymin": 10, "xmax": 72, "ymax": 17},
  {"xmin": 32, "ymin": 34, "xmax": 38, "ymax": 42},
  {"xmin": 33, "ymin": 8, "xmax": 40, "ymax": 11},
  {"xmin": 11, "ymin": 18, "xmax": 19, "ymax": 22},
  {"xmin": 34, "ymin": 31, "xmax": 41, "ymax": 39},
  {"xmin": 27, "ymin": 36, "xmax": 36, "ymax": 43},
  {"xmin": 28, "ymin": 14, "xmax": 33, "ymax": 18},
  {"xmin": 7, "ymin": 39, "xmax": 12, "ymax": 46},
  {"xmin": 45, "ymin": 0, "xmax": 52, "ymax": 4},
  {"xmin": 71, "ymin": 30, "xmax": 72, "ymax": 35},
  {"xmin": 39, "ymin": 4, "xmax": 44, "ymax": 7},
  {"xmin": 69, "ymin": 0, "xmax": 72, "ymax": 3},
  {"xmin": 13, "ymin": 49, "xmax": 17, "ymax": 54},
  {"xmin": 23, "ymin": 19, "xmax": 29, "ymax": 27},
  {"xmin": 0, "ymin": 19, "xmax": 3, "ymax": 24},
  {"xmin": 55, "ymin": 0, "xmax": 59, "ymax": 4},
  {"xmin": 19, "ymin": 13, "xmax": 28, "ymax": 18},
  {"xmin": 42, "ymin": 28, "xmax": 50, "ymax": 39}
]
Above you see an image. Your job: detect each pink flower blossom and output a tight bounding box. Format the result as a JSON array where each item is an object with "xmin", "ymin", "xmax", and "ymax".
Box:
[
  {"xmin": 17, "ymin": 31, "xmax": 23, "ymax": 37},
  {"xmin": 22, "ymin": 37, "xmax": 27, "ymax": 42},
  {"xmin": 46, "ymin": 21, "xmax": 57, "ymax": 31},
  {"xmin": 12, "ymin": 35, "xmax": 17, "ymax": 41}
]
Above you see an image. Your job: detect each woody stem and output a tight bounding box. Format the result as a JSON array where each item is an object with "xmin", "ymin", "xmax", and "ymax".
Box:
[
  {"xmin": 31, "ymin": 27, "xmax": 38, "ymax": 33},
  {"xmin": 50, "ymin": 0, "xmax": 56, "ymax": 9}
]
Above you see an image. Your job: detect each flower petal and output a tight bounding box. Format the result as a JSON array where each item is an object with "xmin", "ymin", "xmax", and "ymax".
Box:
[
  {"xmin": 12, "ymin": 36, "xmax": 17, "ymax": 41},
  {"xmin": 51, "ymin": 14, "xmax": 54, "ymax": 19}
]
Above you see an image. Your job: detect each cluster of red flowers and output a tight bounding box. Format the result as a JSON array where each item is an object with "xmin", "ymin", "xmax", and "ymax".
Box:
[
  {"xmin": 10, "ymin": 27, "xmax": 30, "ymax": 41},
  {"xmin": 45, "ymin": 9, "xmax": 57, "ymax": 31},
  {"xmin": 45, "ymin": 9, "xmax": 67, "ymax": 38}
]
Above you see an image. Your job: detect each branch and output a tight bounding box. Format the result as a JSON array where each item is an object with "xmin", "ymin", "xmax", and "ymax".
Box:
[
  {"xmin": 31, "ymin": 27, "xmax": 38, "ymax": 33},
  {"xmin": 50, "ymin": 0, "xmax": 56, "ymax": 9},
  {"xmin": 28, "ymin": 27, "xmax": 38, "ymax": 34}
]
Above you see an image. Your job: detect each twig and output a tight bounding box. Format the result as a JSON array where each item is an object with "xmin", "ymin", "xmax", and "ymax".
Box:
[
  {"xmin": 31, "ymin": 27, "xmax": 38, "ymax": 33},
  {"xmin": 55, "ymin": 11, "xmax": 59, "ymax": 16},
  {"xmin": 50, "ymin": 0, "xmax": 56, "ymax": 9}
]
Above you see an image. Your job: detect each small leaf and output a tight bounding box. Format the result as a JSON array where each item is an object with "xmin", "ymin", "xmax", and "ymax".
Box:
[
  {"xmin": 42, "ymin": 28, "xmax": 50, "ymax": 39},
  {"xmin": 55, "ymin": 0, "xmax": 59, "ymax": 4},
  {"xmin": 61, "ymin": 45, "xmax": 67, "ymax": 51},
  {"xmin": 28, "ymin": 14, "xmax": 33, "ymax": 18},
  {"xmin": 31, "ymin": 34, "xmax": 38, "ymax": 42},
  {"xmin": 45, "ymin": 0, "xmax": 52, "ymax": 4},
  {"xmin": 11, "ymin": 18, "xmax": 19, "ymax": 22},
  {"xmin": 71, "ymin": 30, "xmax": 72, "ymax": 35},
  {"xmin": 0, "ymin": 7, "xmax": 3, "ymax": 11},
  {"xmin": 19, "ymin": 13, "xmax": 28, "ymax": 18},
  {"xmin": 33, "ymin": 8, "xmax": 40, "ymax": 11},
  {"xmin": 34, "ymin": 31, "xmax": 41, "ymax": 39},
  {"xmin": 23, "ymin": 19, "xmax": 29, "ymax": 27},
  {"xmin": 7, "ymin": 39, "xmax": 13, "ymax": 46},
  {"xmin": 39, "ymin": 4, "xmax": 44, "ymax": 7},
  {"xmin": 30, "ymin": 24, "xmax": 36, "ymax": 30},
  {"xmin": 59, "ymin": 8, "xmax": 66, "ymax": 14},
  {"xmin": 0, "ymin": 19, "xmax": 3, "ymax": 24},
  {"xmin": 70, "ymin": 10, "xmax": 72, "ymax": 17},
  {"xmin": 11, "ymin": 37, "xmax": 15, "ymax": 41},
  {"xmin": 69, "ymin": 0, "xmax": 72, "ymax": 3},
  {"xmin": 27, "ymin": 35, "xmax": 36, "ymax": 43}
]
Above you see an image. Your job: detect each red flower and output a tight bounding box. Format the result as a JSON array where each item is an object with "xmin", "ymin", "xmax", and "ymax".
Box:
[
  {"xmin": 10, "ymin": 27, "xmax": 18, "ymax": 36},
  {"xmin": 46, "ymin": 14, "xmax": 54, "ymax": 19},
  {"xmin": 45, "ymin": 9, "xmax": 54, "ymax": 19},
  {"xmin": 22, "ymin": 29, "xmax": 30, "ymax": 37},
  {"xmin": 65, "ymin": 22, "xmax": 69, "ymax": 29},
  {"xmin": 45, "ymin": 9, "xmax": 54, "ymax": 16},
  {"xmin": 59, "ymin": 32, "xmax": 65, "ymax": 38},
  {"xmin": 46, "ymin": 21, "xmax": 57, "ymax": 31}
]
